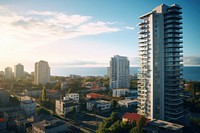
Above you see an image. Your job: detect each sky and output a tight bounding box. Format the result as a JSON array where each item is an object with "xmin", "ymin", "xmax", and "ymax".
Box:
[{"xmin": 0, "ymin": 0, "xmax": 200, "ymax": 73}]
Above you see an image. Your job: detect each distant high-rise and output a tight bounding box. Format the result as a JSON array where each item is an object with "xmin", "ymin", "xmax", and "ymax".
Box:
[
  {"xmin": 137, "ymin": 4, "xmax": 183, "ymax": 123},
  {"xmin": 14, "ymin": 63, "xmax": 24, "ymax": 79},
  {"xmin": 5, "ymin": 67, "xmax": 13, "ymax": 79},
  {"xmin": 109, "ymin": 55, "xmax": 130, "ymax": 89},
  {"xmin": 34, "ymin": 60, "xmax": 50, "ymax": 85}
]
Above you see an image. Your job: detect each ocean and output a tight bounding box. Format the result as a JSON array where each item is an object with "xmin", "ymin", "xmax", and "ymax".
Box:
[{"xmin": 51, "ymin": 66, "xmax": 200, "ymax": 81}]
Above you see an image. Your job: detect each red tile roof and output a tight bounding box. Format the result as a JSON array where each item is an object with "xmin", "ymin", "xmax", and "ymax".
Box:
[
  {"xmin": 122, "ymin": 112, "xmax": 150, "ymax": 123},
  {"xmin": 0, "ymin": 118, "xmax": 7, "ymax": 122},
  {"xmin": 87, "ymin": 93, "xmax": 102, "ymax": 99},
  {"xmin": 48, "ymin": 90, "xmax": 58, "ymax": 93}
]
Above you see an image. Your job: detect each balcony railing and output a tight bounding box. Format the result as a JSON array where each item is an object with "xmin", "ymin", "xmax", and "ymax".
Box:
[
  {"xmin": 165, "ymin": 15, "xmax": 182, "ymax": 20},
  {"xmin": 165, "ymin": 43, "xmax": 183, "ymax": 48},
  {"xmin": 165, "ymin": 25, "xmax": 182, "ymax": 29}
]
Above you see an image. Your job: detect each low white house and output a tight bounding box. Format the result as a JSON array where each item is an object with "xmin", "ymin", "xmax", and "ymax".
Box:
[
  {"xmin": 87, "ymin": 100, "xmax": 111, "ymax": 112},
  {"xmin": 64, "ymin": 93, "xmax": 79, "ymax": 102},
  {"xmin": 32, "ymin": 118, "xmax": 68, "ymax": 133},
  {"xmin": 118, "ymin": 99, "xmax": 137, "ymax": 108},
  {"xmin": 112, "ymin": 88, "xmax": 129, "ymax": 97},
  {"xmin": 20, "ymin": 100, "xmax": 37, "ymax": 116}
]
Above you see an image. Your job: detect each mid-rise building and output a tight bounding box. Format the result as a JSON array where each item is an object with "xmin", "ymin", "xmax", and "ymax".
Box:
[
  {"xmin": 55, "ymin": 99, "xmax": 79, "ymax": 117},
  {"xmin": 64, "ymin": 93, "xmax": 79, "ymax": 102},
  {"xmin": 14, "ymin": 63, "xmax": 24, "ymax": 79},
  {"xmin": 137, "ymin": 4, "xmax": 183, "ymax": 123},
  {"xmin": 86, "ymin": 100, "xmax": 111, "ymax": 112},
  {"xmin": 112, "ymin": 88, "xmax": 129, "ymax": 97},
  {"xmin": 20, "ymin": 100, "xmax": 36, "ymax": 116},
  {"xmin": 109, "ymin": 55, "xmax": 130, "ymax": 89},
  {"xmin": 5, "ymin": 67, "xmax": 12, "ymax": 79},
  {"xmin": 34, "ymin": 60, "xmax": 50, "ymax": 85}
]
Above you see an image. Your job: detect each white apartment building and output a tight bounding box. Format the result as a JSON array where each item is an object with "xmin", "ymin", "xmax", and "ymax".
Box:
[
  {"xmin": 87, "ymin": 100, "xmax": 111, "ymax": 112},
  {"xmin": 138, "ymin": 4, "xmax": 183, "ymax": 123},
  {"xmin": 14, "ymin": 63, "xmax": 24, "ymax": 79},
  {"xmin": 64, "ymin": 93, "xmax": 79, "ymax": 102},
  {"xmin": 20, "ymin": 100, "xmax": 36, "ymax": 116},
  {"xmin": 55, "ymin": 100, "xmax": 79, "ymax": 117},
  {"xmin": 112, "ymin": 88, "xmax": 129, "ymax": 97},
  {"xmin": 109, "ymin": 55, "xmax": 130, "ymax": 89},
  {"xmin": 5, "ymin": 67, "xmax": 12, "ymax": 79},
  {"xmin": 34, "ymin": 60, "xmax": 50, "ymax": 85}
]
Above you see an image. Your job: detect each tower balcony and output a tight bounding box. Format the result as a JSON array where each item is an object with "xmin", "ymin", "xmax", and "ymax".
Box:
[
  {"xmin": 165, "ymin": 114, "xmax": 183, "ymax": 121},
  {"xmin": 139, "ymin": 30, "xmax": 149, "ymax": 34},
  {"xmin": 165, "ymin": 20, "xmax": 182, "ymax": 25},
  {"xmin": 165, "ymin": 34, "xmax": 183, "ymax": 39},
  {"xmin": 165, "ymin": 53, "xmax": 183, "ymax": 57},
  {"xmin": 164, "ymin": 15, "xmax": 182, "ymax": 20},
  {"xmin": 165, "ymin": 100, "xmax": 183, "ymax": 106},
  {"xmin": 165, "ymin": 96, "xmax": 182, "ymax": 101},
  {"xmin": 165, "ymin": 29, "xmax": 182, "ymax": 34},
  {"xmin": 165, "ymin": 58, "xmax": 183, "ymax": 62},
  {"xmin": 140, "ymin": 25, "xmax": 149, "ymax": 30},
  {"xmin": 139, "ymin": 47, "xmax": 148, "ymax": 51},
  {"xmin": 165, "ymin": 72, "xmax": 182, "ymax": 76},
  {"xmin": 165, "ymin": 43, "xmax": 183, "ymax": 48},
  {"xmin": 165, "ymin": 39, "xmax": 183, "ymax": 43},
  {"xmin": 138, "ymin": 34, "xmax": 148, "ymax": 39},
  {"xmin": 138, "ymin": 21, "xmax": 149, "ymax": 26},
  {"xmin": 165, "ymin": 24, "xmax": 182, "ymax": 29},
  {"xmin": 139, "ymin": 39, "xmax": 148, "ymax": 43},
  {"xmin": 165, "ymin": 109, "xmax": 183, "ymax": 116},
  {"xmin": 165, "ymin": 49, "xmax": 183, "ymax": 53}
]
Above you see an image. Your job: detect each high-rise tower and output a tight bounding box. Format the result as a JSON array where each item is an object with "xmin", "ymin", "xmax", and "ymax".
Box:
[
  {"xmin": 34, "ymin": 60, "xmax": 50, "ymax": 85},
  {"xmin": 5, "ymin": 67, "xmax": 13, "ymax": 79},
  {"xmin": 109, "ymin": 55, "xmax": 130, "ymax": 89},
  {"xmin": 14, "ymin": 63, "xmax": 24, "ymax": 79},
  {"xmin": 137, "ymin": 4, "xmax": 183, "ymax": 123}
]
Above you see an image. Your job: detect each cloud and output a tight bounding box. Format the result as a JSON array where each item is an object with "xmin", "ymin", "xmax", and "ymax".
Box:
[
  {"xmin": 129, "ymin": 57, "xmax": 139, "ymax": 66},
  {"xmin": 184, "ymin": 56, "xmax": 200, "ymax": 66},
  {"xmin": 125, "ymin": 26, "xmax": 135, "ymax": 30},
  {"xmin": 51, "ymin": 60, "xmax": 107, "ymax": 67},
  {"xmin": 0, "ymin": 5, "xmax": 120, "ymax": 55}
]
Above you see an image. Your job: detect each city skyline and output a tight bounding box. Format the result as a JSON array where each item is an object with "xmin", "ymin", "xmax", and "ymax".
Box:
[{"xmin": 0, "ymin": 0, "xmax": 200, "ymax": 73}]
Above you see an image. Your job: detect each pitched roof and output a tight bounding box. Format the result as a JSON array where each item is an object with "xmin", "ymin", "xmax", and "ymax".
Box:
[
  {"xmin": 0, "ymin": 118, "xmax": 7, "ymax": 122},
  {"xmin": 122, "ymin": 112, "xmax": 150, "ymax": 123},
  {"xmin": 87, "ymin": 93, "xmax": 102, "ymax": 99}
]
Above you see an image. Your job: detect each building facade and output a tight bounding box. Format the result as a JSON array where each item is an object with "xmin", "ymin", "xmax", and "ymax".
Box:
[
  {"xmin": 109, "ymin": 55, "xmax": 130, "ymax": 89},
  {"xmin": 64, "ymin": 93, "xmax": 79, "ymax": 102},
  {"xmin": 34, "ymin": 60, "xmax": 50, "ymax": 85},
  {"xmin": 20, "ymin": 100, "xmax": 36, "ymax": 116},
  {"xmin": 137, "ymin": 4, "xmax": 183, "ymax": 123},
  {"xmin": 14, "ymin": 63, "xmax": 24, "ymax": 79},
  {"xmin": 112, "ymin": 88, "xmax": 129, "ymax": 97},
  {"xmin": 32, "ymin": 119, "xmax": 68, "ymax": 133},
  {"xmin": 55, "ymin": 100, "xmax": 79, "ymax": 117},
  {"xmin": 0, "ymin": 88, "xmax": 9, "ymax": 105},
  {"xmin": 5, "ymin": 67, "xmax": 12, "ymax": 79}
]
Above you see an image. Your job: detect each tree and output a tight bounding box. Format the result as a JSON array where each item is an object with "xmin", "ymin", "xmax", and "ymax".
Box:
[
  {"xmin": 42, "ymin": 86, "xmax": 46, "ymax": 102},
  {"xmin": 36, "ymin": 107, "xmax": 51, "ymax": 115},
  {"xmin": 111, "ymin": 99, "xmax": 118, "ymax": 110},
  {"xmin": 109, "ymin": 120, "xmax": 121, "ymax": 132},
  {"xmin": 129, "ymin": 127, "xmax": 138, "ymax": 133},
  {"xmin": 137, "ymin": 115, "xmax": 146, "ymax": 133},
  {"xmin": 68, "ymin": 88, "xmax": 72, "ymax": 94}
]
